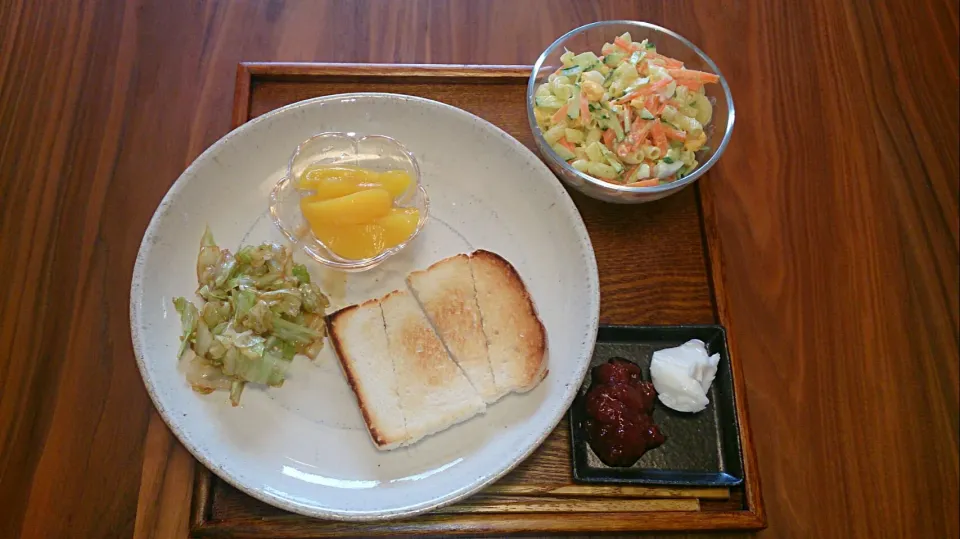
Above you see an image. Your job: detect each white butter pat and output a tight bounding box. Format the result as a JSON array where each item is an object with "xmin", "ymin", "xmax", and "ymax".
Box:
[{"xmin": 650, "ymin": 339, "xmax": 720, "ymax": 413}]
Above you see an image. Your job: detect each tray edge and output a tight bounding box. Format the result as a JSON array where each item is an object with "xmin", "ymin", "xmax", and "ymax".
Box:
[{"xmin": 188, "ymin": 62, "xmax": 766, "ymax": 536}]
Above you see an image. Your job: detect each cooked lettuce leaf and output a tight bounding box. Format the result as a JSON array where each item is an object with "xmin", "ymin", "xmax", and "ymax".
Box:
[
  {"xmin": 173, "ymin": 297, "xmax": 199, "ymax": 359},
  {"xmin": 299, "ymin": 283, "xmax": 329, "ymax": 314},
  {"xmin": 260, "ymin": 288, "xmax": 302, "ymax": 319},
  {"xmin": 271, "ymin": 314, "xmax": 324, "ymax": 345},
  {"xmin": 196, "ymin": 227, "xmax": 220, "ymax": 287},
  {"xmin": 291, "ymin": 263, "xmax": 310, "ymax": 284},
  {"xmin": 240, "ymin": 300, "xmax": 273, "ymax": 334},
  {"xmin": 229, "ymin": 380, "xmax": 245, "ymax": 406},
  {"xmin": 175, "ymin": 227, "xmax": 328, "ymax": 405}
]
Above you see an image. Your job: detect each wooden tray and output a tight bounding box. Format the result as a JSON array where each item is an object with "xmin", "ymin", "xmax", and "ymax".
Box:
[{"xmin": 180, "ymin": 63, "xmax": 766, "ymax": 537}]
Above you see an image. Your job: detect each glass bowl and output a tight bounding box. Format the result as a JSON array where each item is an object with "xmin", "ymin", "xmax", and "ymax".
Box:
[
  {"xmin": 269, "ymin": 132, "xmax": 429, "ymax": 272},
  {"xmin": 527, "ymin": 21, "xmax": 735, "ymax": 204}
]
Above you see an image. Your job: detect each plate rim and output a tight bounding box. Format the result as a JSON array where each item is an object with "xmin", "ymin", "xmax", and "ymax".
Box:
[{"xmin": 129, "ymin": 92, "xmax": 600, "ymax": 521}]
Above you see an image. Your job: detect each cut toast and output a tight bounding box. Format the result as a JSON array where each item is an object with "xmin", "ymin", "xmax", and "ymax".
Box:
[
  {"xmin": 469, "ymin": 250, "xmax": 548, "ymax": 393},
  {"xmin": 380, "ymin": 289, "xmax": 486, "ymax": 445},
  {"xmin": 406, "ymin": 254, "xmax": 503, "ymax": 403},
  {"xmin": 326, "ymin": 299, "xmax": 407, "ymax": 450}
]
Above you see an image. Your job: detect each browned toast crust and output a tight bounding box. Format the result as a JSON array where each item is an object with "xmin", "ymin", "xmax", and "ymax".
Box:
[
  {"xmin": 325, "ymin": 299, "xmax": 395, "ymax": 448},
  {"xmin": 470, "ymin": 249, "xmax": 548, "ymax": 388}
]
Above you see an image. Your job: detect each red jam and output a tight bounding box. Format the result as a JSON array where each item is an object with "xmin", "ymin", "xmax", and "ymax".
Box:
[{"xmin": 583, "ymin": 357, "xmax": 665, "ymax": 467}]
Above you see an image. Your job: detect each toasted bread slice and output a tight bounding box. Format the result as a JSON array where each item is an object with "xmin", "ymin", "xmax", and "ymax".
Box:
[
  {"xmin": 326, "ymin": 299, "xmax": 408, "ymax": 450},
  {"xmin": 380, "ymin": 289, "xmax": 486, "ymax": 445},
  {"xmin": 469, "ymin": 250, "xmax": 548, "ymax": 393},
  {"xmin": 406, "ymin": 254, "xmax": 503, "ymax": 403}
]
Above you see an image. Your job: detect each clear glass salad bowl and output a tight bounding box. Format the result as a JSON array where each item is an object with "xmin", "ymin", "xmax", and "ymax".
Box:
[
  {"xmin": 527, "ymin": 21, "xmax": 735, "ymax": 204},
  {"xmin": 269, "ymin": 132, "xmax": 429, "ymax": 272}
]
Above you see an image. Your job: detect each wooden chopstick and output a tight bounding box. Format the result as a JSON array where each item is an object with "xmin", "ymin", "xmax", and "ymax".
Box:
[
  {"xmin": 436, "ymin": 497, "xmax": 700, "ymax": 513},
  {"xmin": 484, "ymin": 484, "xmax": 730, "ymax": 500}
]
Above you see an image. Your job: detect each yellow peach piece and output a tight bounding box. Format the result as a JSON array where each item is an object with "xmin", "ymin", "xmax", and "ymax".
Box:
[
  {"xmin": 375, "ymin": 170, "xmax": 414, "ymax": 199},
  {"xmin": 297, "ymin": 166, "xmax": 414, "ymax": 201},
  {"xmin": 300, "ymin": 188, "xmax": 392, "ymax": 226},
  {"xmin": 311, "ymin": 222, "xmax": 386, "ymax": 260},
  {"xmin": 378, "ymin": 208, "xmax": 420, "ymax": 248}
]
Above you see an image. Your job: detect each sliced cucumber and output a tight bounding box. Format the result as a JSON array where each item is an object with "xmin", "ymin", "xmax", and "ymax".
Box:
[
  {"xmin": 561, "ymin": 65, "xmax": 582, "ymax": 77},
  {"xmin": 567, "ymin": 85, "xmax": 581, "ymax": 120},
  {"xmin": 535, "ymin": 96, "xmax": 563, "ymax": 109},
  {"xmin": 573, "ymin": 51, "xmax": 600, "ymax": 69},
  {"xmin": 598, "ymin": 145, "xmax": 624, "ymax": 173},
  {"xmin": 604, "ymin": 53, "xmax": 625, "ymax": 66},
  {"xmin": 608, "ymin": 116, "xmax": 625, "ymax": 141},
  {"xmin": 587, "ymin": 162, "xmax": 618, "ymax": 179},
  {"xmin": 585, "ymin": 128, "xmax": 603, "ymax": 145},
  {"xmin": 564, "ymin": 128, "xmax": 585, "ymax": 143},
  {"xmin": 692, "ymin": 93, "xmax": 713, "ymax": 125},
  {"xmin": 571, "ymin": 159, "xmax": 590, "ymax": 172},
  {"xmin": 585, "ymin": 141, "xmax": 605, "ymax": 162},
  {"xmin": 553, "ymin": 83, "xmax": 573, "ymax": 102},
  {"xmin": 550, "ymin": 142, "xmax": 577, "ymax": 161},
  {"xmin": 543, "ymin": 124, "xmax": 566, "ymax": 144},
  {"xmin": 612, "ymin": 62, "xmax": 639, "ymax": 86}
]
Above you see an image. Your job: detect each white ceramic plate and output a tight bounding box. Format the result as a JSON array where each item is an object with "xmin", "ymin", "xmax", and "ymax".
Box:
[{"xmin": 130, "ymin": 93, "xmax": 600, "ymax": 520}]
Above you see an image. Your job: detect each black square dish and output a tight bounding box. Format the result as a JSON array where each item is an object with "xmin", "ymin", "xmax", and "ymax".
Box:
[{"xmin": 570, "ymin": 325, "xmax": 744, "ymax": 487}]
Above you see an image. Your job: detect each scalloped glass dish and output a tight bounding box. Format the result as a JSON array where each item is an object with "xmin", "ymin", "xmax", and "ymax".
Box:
[{"xmin": 269, "ymin": 132, "xmax": 429, "ymax": 272}]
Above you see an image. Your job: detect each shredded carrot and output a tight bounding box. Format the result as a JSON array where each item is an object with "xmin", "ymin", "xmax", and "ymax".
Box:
[
  {"xmin": 614, "ymin": 36, "xmax": 637, "ymax": 52},
  {"xmin": 631, "ymin": 117, "xmax": 651, "ymax": 135},
  {"xmin": 649, "ymin": 77, "xmax": 672, "ymax": 92},
  {"xmin": 580, "ymin": 94, "xmax": 591, "ymax": 123},
  {"xmin": 678, "ymin": 80, "xmax": 703, "ymax": 90},
  {"xmin": 651, "ymin": 120, "xmax": 668, "ymax": 152},
  {"xmin": 644, "ymin": 95, "xmax": 659, "ymax": 112},
  {"xmin": 626, "ymin": 118, "xmax": 654, "ymax": 151},
  {"xmin": 641, "ymin": 94, "xmax": 665, "ymax": 115},
  {"xmin": 602, "ymin": 129, "xmax": 615, "ymax": 149},
  {"xmin": 668, "ymin": 69, "xmax": 720, "ymax": 84},
  {"xmin": 656, "ymin": 97, "xmax": 668, "ymax": 115},
  {"xmin": 616, "ymin": 78, "xmax": 669, "ymax": 104},
  {"xmin": 616, "ymin": 89, "xmax": 645, "ymax": 105},
  {"xmin": 624, "ymin": 164, "xmax": 639, "ymax": 181},
  {"xmin": 558, "ymin": 137, "xmax": 576, "ymax": 152},
  {"xmin": 646, "ymin": 51, "xmax": 684, "ymax": 68},
  {"xmin": 628, "ymin": 178, "xmax": 660, "ymax": 187},
  {"xmin": 662, "ymin": 124, "xmax": 687, "ymax": 141},
  {"xmin": 551, "ymin": 104, "xmax": 569, "ymax": 123}
]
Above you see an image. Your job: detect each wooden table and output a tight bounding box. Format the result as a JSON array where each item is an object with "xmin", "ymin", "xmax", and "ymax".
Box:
[{"xmin": 1, "ymin": 1, "xmax": 956, "ymax": 538}]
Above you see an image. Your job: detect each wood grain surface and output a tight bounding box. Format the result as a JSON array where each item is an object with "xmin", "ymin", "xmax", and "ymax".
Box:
[{"xmin": 0, "ymin": 1, "xmax": 957, "ymax": 539}]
